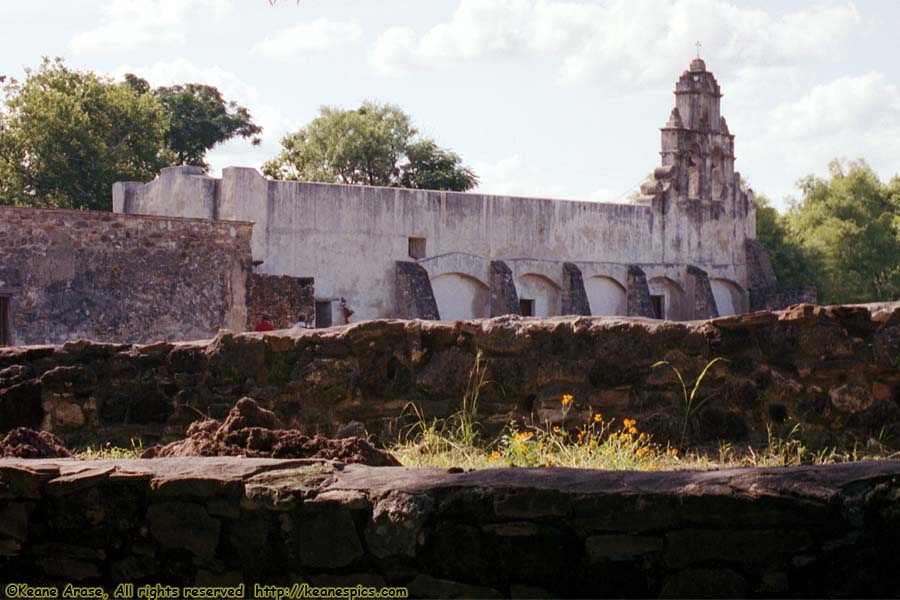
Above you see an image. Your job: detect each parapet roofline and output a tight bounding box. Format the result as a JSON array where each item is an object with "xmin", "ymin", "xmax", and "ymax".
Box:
[{"xmin": 135, "ymin": 165, "xmax": 650, "ymax": 210}]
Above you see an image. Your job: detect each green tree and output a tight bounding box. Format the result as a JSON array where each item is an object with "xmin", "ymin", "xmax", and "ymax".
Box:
[
  {"xmin": 754, "ymin": 194, "xmax": 819, "ymax": 288},
  {"xmin": 263, "ymin": 100, "xmax": 478, "ymax": 191},
  {"xmin": 786, "ymin": 159, "xmax": 900, "ymax": 303},
  {"xmin": 0, "ymin": 58, "xmax": 171, "ymax": 211},
  {"xmin": 400, "ymin": 138, "xmax": 478, "ymax": 191},
  {"xmin": 125, "ymin": 76, "xmax": 262, "ymax": 170}
]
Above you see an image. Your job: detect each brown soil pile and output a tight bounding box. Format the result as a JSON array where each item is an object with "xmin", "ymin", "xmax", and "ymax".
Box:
[
  {"xmin": 142, "ymin": 397, "xmax": 400, "ymax": 466},
  {"xmin": 1, "ymin": 427, "xmax": 72, "ymax": 458}
]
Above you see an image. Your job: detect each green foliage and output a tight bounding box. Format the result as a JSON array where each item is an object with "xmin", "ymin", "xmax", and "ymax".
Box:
[
  {"xmin": 785, "ymin": 160, "xmax": 900, "ymax": 303},
  {"xmin": 128, "ymin": 77, "xmax": 262, "ymax": 170},
  {"xmin": 754, "ymin": 194, "xmax": 819, "ymax": 287},
  {"xmin": 651, "ymin": 357, "xmax": 727, "ymax": 445},
  {"xmin": 0, "ymin": 58, "xmax": 171, "ymax": 211},
  {"xmin": 76, "ymin": 438, "xmax": 144, "ymax": 459},
  {"xmin": 400, "ymin": 138, "xmax": 478, "ymax": 191},
  {"xmin": 263, "ymin": 100, "xmax": 478, "ymax": 191}
]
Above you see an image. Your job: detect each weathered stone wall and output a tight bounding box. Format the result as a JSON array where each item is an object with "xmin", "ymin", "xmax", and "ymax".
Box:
[
  {"xmin": 2, "ymin": 303, "xmax": 900, "ymax": 451},
  {"xmin": 1, "ymin": 458, "xmax": 899, "ymax": 598},
  {"xmin": 114, "ymin": 161, "xmax": 752, "ymax": 321},
  {"xmin": 0, "ymin": 207, "xmax": 253, "ymax": 346},
  {"xmin": 246, "ymin": 274, "xmax": 315, "ymax": 330}
]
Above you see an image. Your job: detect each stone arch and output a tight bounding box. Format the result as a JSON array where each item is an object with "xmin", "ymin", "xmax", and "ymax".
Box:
[
  {"xmin": 431, "ymin": 273, "xmax": 490, "ymax": 321},
  {"xmin": 710, "ymin": 278, "xmax": 746, "ymax": 317},
  {"xmin": 516, "ymin": 273, "xmax": 561, "ymax": 317},
  {"xmin": 647, "ymin": 276, "xmax": 685, "ymax": 320},
  {"xmin": 585, "ymin": 276, "xmax": 627, "ymax": 316}
]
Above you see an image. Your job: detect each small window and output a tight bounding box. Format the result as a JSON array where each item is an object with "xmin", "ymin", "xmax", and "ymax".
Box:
[
  {"xmin": 650, "ymin": 295, "xmax": 665, "ymax": 320},
  {"xmin": 519, "ymin": 299, "xmax": 535, "ymax": 317},
  {"xmin": 315, "ymin": 300, "xmax": 333, "ymax": 328},
  {"xmin": 408, "ymin": 237, "xmax": 427, "ymax": 259},
  {"xmin": 0, "ymin": 296, "xmax": 10, "ymax": 345}
]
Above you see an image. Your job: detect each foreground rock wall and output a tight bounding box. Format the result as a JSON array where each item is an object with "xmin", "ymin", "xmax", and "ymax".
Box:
[
  {"xmin": 0, "ymin": 458, "xmax": 898, "ymax": 597},
  {"xmin": 2, "ymin": 303, "xmax": 900, "ymax": 449}
]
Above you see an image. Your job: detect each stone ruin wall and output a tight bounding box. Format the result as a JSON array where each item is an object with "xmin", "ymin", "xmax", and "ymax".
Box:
[
  {"xmin": 0, "ymin": 457, "xmax": 898, "ymax": 597},
  {"xmin": 0, "ymin": 207, "xmax": 254, "ymax": 346},
  {"xmin": 2, "ymin": 303, "xmax": 900, "ymax": 451},
  {"xmin": 246, "ymin": 274, "xmax": 315, "ymax": 330}
]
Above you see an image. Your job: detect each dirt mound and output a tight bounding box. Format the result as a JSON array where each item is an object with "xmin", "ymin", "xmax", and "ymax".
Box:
[
  {"xmin": 142, "ymin": 397, "xmax": 400, "ymax": 466},
  {"xmin": 1, "ymin": 428, "xmax": 72, "ymax": 458}
]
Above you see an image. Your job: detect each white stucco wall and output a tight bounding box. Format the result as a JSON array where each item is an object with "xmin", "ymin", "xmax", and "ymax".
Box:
[
  {"xmin": 431, "ymin": 273, "xmax": 490, "ymax": 320},
  {"xmin": 515, "ymin": 274, "xmax": 562, "ymax": 317},
  {"xmin": 114, "ymin": 166, "xmax": 754, "ymax": 322},
  {"xmin": 585, "ymin": 276, "xmax": 627, "ymax": 316}
]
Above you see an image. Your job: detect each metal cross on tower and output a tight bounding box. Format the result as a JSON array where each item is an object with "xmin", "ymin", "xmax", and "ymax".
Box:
[{"xmin": 695, "ymin": 41, "xmax": 701, "ymax": 58}]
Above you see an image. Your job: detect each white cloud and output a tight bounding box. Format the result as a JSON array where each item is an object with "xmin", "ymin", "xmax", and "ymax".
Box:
[
  {"xmin": 251, "ymin": 19, "xmax": 363, "ymax": 61},
  {"xmin": 740, "ymin": 72, "xmax": 900, "ymax": 201},
  {"xmin": 109, "ymin": 59, "xmax": 294, "ymax": 174},
  {"xmin": 473, "ymin": 154, "xmax": 568, "ymax": 198},
  {"xmin": 370, "ymin": 0, "xmax": 861, "ymax": 86},
  {"xmin": 70, "ymin": 0, "xmax": 232, "ymax": 53},
  {"xmin": 768, "ymin": 73, "xmax": 900, "ymax": 140}
]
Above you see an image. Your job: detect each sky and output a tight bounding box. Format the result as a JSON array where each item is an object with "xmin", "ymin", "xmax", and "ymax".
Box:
[{"xmin": 3, "ymin": 0, "xmax": 900, "ymax": 210}]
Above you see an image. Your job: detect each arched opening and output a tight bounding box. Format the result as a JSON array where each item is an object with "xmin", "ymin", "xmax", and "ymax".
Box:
[
  {"xmin": 648, "ymin": 276, "xmax": 685, "ymax": 320},
  {"xmin": 711, "ymin": 278, "xmax": 746, "ymax": 317},
  {"xmin": 585, "ymin": 276, "xmax": 627, "ymax": 316},
  {"xmin": 516, "ymin": 274, "xmax": 561, "ymax": 317},
  {"xmin": 431, "ymin": 273, "xmax": 489, "ymax": 321}
]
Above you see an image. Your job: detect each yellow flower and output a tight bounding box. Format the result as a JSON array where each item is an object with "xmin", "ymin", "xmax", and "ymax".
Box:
[
  {"xmin": 668, "ymin": 448, "xmax": 679, "ymax": 456},
  {"xmin": 538, "ymin": 442, "xmax": 544, "ymax": 449},
  {"xmin": 561, "ymin": 394, "xmax": 574, "ymax": 406},
  {"xmin": 518, "ymin": 443, "xmax": 526, "ymax": 453},
  {"xmin": 589, "ymin": 440, "xmax": 597, "ymax": 447},
  {"xmin": 488, "ymin": 451, "xmax": 500, "ymax": 462},
  {"xmin": 552, "ymin": 425, "xmax": 560, "ymax": 432},
  {"xmin": 639, "ymin": 432, "xmax": 647, "ymax": 440},
  {"xmin": 593, "ymin": 413, "xmax": 603, "ymax": 423},
  {"xmin": 623, "ymin": 418, "xmax": 636, "ymax": 428},
  {"xmin": 577, "ymin": 430, "xmax": 586, "ymax": 439},
  {"xmin": 629, "ymin": 426, "xmax": 638, "ymax": 435},
  {"xmin": 515, "ymin": 431, "xmax": 533, "ymax": 442}
]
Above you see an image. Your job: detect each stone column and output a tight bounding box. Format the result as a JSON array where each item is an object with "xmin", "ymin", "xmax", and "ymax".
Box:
[
  {"xmin": 687, "ymin": 265, "xmax": 719, "ymax": 319},
  {"xmin": 395, "ymin": 262, "xmax": 440, "ymax": 320},
  {"xmin": 626, "ymin": 266, "xmax": 655, "ymax": 318},
  {"xmin": 561, "ymin": 263, "xmax": 591, "ymax": 316},
  {"xmin": 490, "ymin": 260, "xmax": 521, "ymax": 317}
]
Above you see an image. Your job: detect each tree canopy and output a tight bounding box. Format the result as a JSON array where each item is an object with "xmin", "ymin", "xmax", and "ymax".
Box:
[
  {"xmin": 0, "ymin": 58, "xmax": 171, "ymax": 211},
  {"xmin": 757, "ymin": 159, "xmax": 900, "ymax": 304},
  {"xmin": 263, "ymin": 101, "xmax": 478, "ymax": 192},
  {"xmin": 125, "ymin": 76, "xmax": 262, "ymax": 171}
]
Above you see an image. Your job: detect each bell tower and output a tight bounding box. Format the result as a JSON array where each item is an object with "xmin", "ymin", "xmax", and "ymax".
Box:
[{"xmin": 659, "ymin": 53, "xmax": 736, "ymax": 203}]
